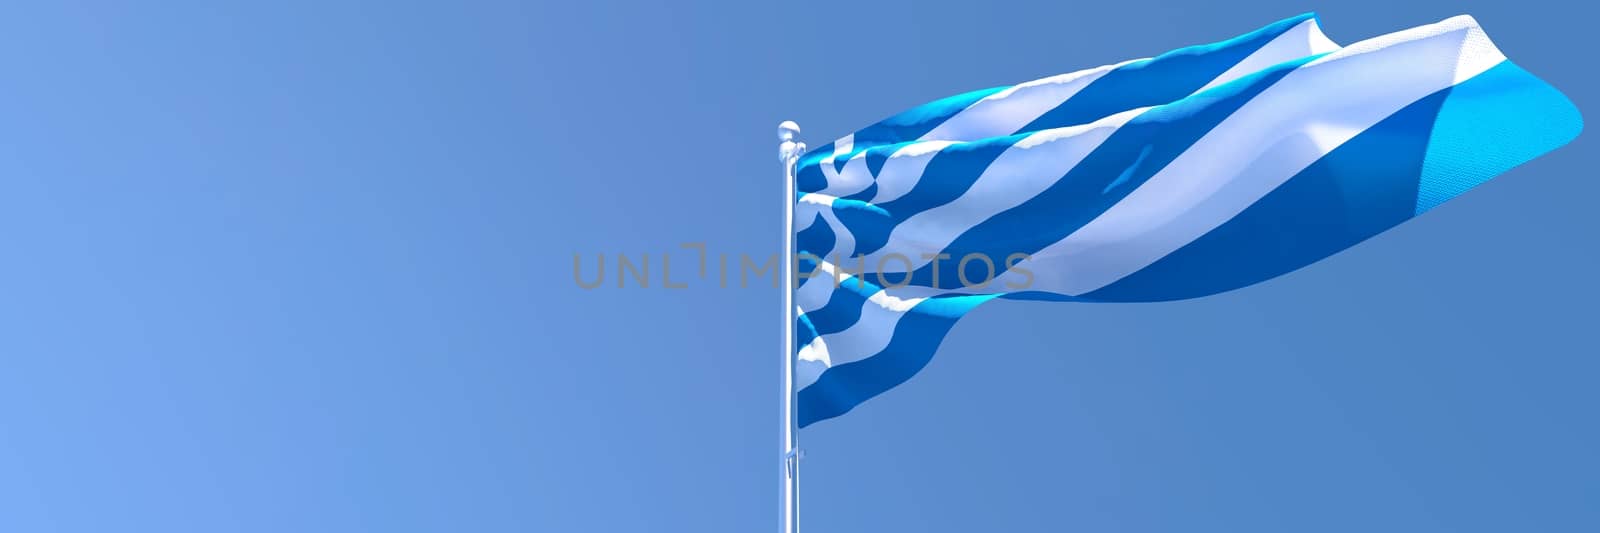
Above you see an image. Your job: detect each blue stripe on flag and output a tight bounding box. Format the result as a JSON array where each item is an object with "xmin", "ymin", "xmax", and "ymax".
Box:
[
  {"xmin": 1082, "ymin": 60, "xmax": 1582, "ymax": 302},
  {"xmin": 1017, "ymin": 13, "xmax": 1318, "ymax": 133},
  {"xmin": 796, "ymin": 144, "xmax": 830, "ymax": 192},
  {"xmin": 833, "ymin": 87, "xmax": 1011, "ymax": 171},
  {"xmin": 909, "ymin": 53, "xmax": 1324, "ymax": 289},
  {"xmin": 1081, "ymin": 80, "xmax": 1451, "ymax": 301},
  {"xmin": 848, "ymin": 135, "xmax": 1026, "ymax": 256},
  {"xmin": 1415, "ymin": 61, "xmax": 1583, "ymax": 214},
  {"xmin": 793, "ymin": 13, "xmax": 1326, "ymax": 194},
  {"xmin": 794, "ymin": 212, "xmax": 835, "ymax": 261},
  {"xmin": 795, "ymin": 313, "xmax": 821, "ymax": 352},
  {"xmin": 800, "ymin": 272, "xmax": 887, "ymax": 337},
  {"xmin": 797, "ymin": 294, "xmax": 998, "ymax": 428}
]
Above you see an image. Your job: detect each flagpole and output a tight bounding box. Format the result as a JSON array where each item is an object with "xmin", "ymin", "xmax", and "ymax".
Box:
[{"xmin": 778, "ymin": 120, "xmax": 805, "ymax": 533}]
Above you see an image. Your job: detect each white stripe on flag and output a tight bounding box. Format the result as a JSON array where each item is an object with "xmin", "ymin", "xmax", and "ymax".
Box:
[
  {"xmin": 818, "ymin": 151, "xmax": 874, "ymax": 198},
  {"xmin": 1194, "ymin": 17, "xmax": 1340, "ymax": 93},
  {"xmin": 914, "ymin": 60, "xmax": 1137, "ymax": 143},
  {"xmin": 868, "ymin": 141, "xmax": 957, "ymax": 204},
  {"xmin": 796, "ymin": 257, "xmax": 857, "ymax": 313},
  {"xmin": 796, "ymin": 284, "xmax": 928, "ymax": 390},
  {"xmin": 862, "ymin": 108, "xmax": 1147, "ymax": 273},
  {"xmin": 998, "ymin": 15, "xmax": 1506, "ymax": 295},
  {"xmin": 794, "ymin": 193, "xmax": 861, "ymax": 275}
]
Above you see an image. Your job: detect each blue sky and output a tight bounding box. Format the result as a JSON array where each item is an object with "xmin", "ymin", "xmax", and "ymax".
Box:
[{"xmin": 1, "ymin": 1, "xmax": 1596, "ymax": 531}]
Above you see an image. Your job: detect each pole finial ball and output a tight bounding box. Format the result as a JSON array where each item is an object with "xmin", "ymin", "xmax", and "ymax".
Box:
[{"xmin": 778, "ymin": 121, "xmax": 801, "ymax": 142}]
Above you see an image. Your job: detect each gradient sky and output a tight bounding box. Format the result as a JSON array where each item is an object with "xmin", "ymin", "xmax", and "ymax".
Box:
[{"xmin": 1, "ymin": 1, "xmax": 1596, "ymax": 531}]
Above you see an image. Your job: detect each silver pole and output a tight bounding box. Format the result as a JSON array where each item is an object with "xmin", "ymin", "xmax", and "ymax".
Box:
[{"xmin": 778, "ymin": 121, "xmax": 805, "ymax": 533}]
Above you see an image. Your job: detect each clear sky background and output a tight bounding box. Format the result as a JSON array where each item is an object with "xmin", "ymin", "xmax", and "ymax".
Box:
[{"xmin": 1, "ymin": 1, "xmax": 1595, "ymax": 531}]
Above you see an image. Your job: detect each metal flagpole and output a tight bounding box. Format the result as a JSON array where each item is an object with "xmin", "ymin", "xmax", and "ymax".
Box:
[{"xmin": 778, "ymin": 121, "xmax": 805, "ymax": 533}]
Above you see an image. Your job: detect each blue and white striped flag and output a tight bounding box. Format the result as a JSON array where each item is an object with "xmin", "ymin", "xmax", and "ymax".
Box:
[{"xmin": 793, "ymin": 14, "xmax": 1581, "ymax": 427}]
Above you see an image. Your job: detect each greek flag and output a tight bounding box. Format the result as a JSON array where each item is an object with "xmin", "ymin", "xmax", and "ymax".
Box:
[{"xmin": 793, "ymin": 14, "xmax": 1581, "ymax": 427}]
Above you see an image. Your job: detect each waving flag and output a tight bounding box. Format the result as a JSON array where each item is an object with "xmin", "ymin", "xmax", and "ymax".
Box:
[{"xmin": 793, "ymin": 14, "xmax": 1582, "ymax": 428}]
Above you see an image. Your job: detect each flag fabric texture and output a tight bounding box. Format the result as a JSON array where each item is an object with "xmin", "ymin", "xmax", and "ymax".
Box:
[{"xmin": 792, "ymin": 13, "xmax": 1582, "ymax": 428}]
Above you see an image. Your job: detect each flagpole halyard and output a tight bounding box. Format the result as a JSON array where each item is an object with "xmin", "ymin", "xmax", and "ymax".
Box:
[{"xmin": 778, "ymin": 120, "xmax": 804, "ymax": 533}]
